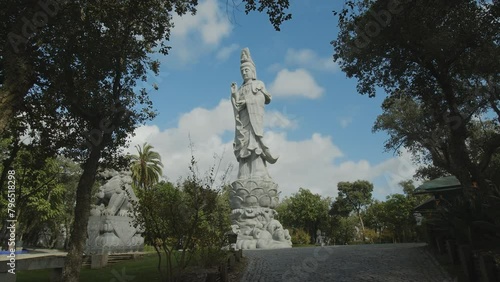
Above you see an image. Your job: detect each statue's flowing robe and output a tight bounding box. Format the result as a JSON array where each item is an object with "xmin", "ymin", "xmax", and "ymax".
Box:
[{"xmin": 232, "ymin": 79, "xmax": 278, "ymax": 179}]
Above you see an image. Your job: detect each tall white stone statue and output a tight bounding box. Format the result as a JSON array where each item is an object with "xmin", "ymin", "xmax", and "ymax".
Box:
[{"xmin": 229, "ymin": 48, "xmax": 292, "ymax": 249}]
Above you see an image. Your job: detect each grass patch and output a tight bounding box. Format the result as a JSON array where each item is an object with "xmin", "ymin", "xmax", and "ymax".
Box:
[
  {"xmin": 16, "ymin": 250, "xmax": 245, "ymax": 282},
  {"xmin": 17, "ymin": 254, "xmax": 162, "ymax": 282},
  {"xmin": 292, "ymin": 244, "xmax": 315, "ymax": 248}
]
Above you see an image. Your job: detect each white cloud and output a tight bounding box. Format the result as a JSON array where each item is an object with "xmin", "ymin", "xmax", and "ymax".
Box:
[
  {"xmin": 265, "ymin": 110, "xmax": 298, "ymax": 130},
  {"xmin": 339, "ymin": 117, "xmax": 353, "ymax": 128},
  {"xmin": 172, "ymin": 0, "xmax": 231, "ymax": 44},
  {"xmin": 284, "ymin": 48, "xmax": 339, "ymax": 72},
  {"xmin": 125, "ymin": 100, "xmax": 419, "ymax": 200},
  {"xmin": 269, "ymin": 68, "xmax": 324, "ymax": 99},
  {"xmin": 216, "ymin": 43, "xmax": 240, "ymax": 61},
  {"xmin": 375, "ymin": 149, "xmax": 420, "ymax": 197},
  {"xmin": 169, "ymin": 0, "xmax": 232, "ymax": 64}
]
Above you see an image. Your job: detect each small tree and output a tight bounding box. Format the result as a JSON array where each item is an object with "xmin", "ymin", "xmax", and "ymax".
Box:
[
  {"xmin": 328, "ymin": 215, "xmax": 358, "ymax": 245},
  {"xmin": 130, "ymin": 143, "xmax": 163, "ymax": 191},
  {"xmin": 335, "ymin": 180, "xmax": 373, "ymax": 242},
  {"xmin": 132, "ymin": 155, "xmax": 231, "ymax": 281},
  {"xmin": 276, "ymin": 188, "xmax": 331, "ymax": 243}
]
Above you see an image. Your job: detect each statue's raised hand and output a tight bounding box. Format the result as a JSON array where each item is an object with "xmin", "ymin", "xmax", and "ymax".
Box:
[{"xmin": 231, "ymin": 82, "xmax": 238, "ymax": 95}]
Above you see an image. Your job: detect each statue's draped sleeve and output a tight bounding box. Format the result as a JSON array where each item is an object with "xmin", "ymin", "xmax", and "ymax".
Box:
[
  {"xmin": 253, "ymin": 80, "xmax": 271, "ymax": 104},
  {"xmin": 231, "ymin": 86, "xmax": 245, "ymax": 159},
  {"xmin": 247, "ymin": 80, "xmax": 270, "ymax": 137}
]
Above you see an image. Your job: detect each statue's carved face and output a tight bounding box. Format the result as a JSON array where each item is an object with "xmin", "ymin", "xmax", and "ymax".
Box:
[{"xmin": 241, "ymin": 66, "xmax": 255, "ymax": 82}]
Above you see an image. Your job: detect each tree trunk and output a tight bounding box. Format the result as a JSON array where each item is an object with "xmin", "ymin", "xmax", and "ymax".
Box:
[
  {"xmin": 0, "ymin": 138, "xmax": 20, "ymax": 193},
  {"xmin": 61, "ymin": 145, "xmax": 102, "ymax": 282},
  {"xmin": 0, "ymin": 47, "xmax": 36, "ymax": 135},
  {"xmin": 357, "ymin": 211, "xmax": 365, "ymax": 242}
]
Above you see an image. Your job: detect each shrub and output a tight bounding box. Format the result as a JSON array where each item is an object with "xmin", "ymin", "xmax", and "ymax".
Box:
[{"xmin": 290, "ymin": 228, "xmax": 311, "ymax": 245}]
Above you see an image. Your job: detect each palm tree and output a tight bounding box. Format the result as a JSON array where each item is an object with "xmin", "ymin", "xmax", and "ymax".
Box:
[{"xmin": 130, "ymin": 142, "xmax": 163, "ymax": 190}]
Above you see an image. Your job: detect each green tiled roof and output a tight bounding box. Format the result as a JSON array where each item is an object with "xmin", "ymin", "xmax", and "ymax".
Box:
[
  {"xmin": 413, "ymin": 197, "xmax": 436, "ymax": 212},
  {"xmin": 414, "ymin": 175, "xmax": 462, "ymax": 194}
]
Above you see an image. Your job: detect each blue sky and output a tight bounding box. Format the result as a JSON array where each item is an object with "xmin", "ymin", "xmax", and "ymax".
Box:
[{"xmin": 125, "ymin": 0, "xmax": 419, "ymax": 201}]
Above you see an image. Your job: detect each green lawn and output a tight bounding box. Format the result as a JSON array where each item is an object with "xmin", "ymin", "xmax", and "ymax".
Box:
[
  {"xmin": 17, "ymin": 254, "xmax": 162, "ymax": 282},
  {"xmin": 292, "ymin": 244, "xmax": 316, "ymax": 248}
]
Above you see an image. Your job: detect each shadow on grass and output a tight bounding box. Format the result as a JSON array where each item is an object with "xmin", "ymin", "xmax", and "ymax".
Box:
[{"xmin": 17, "ymin": 254, "xmax": 161, "ymax": 282}]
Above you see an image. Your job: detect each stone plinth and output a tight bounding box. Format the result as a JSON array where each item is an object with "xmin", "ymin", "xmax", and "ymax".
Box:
[
  {"xmin": 229, "ymin": 178, "xmax": 292, "ymax": 250},
  {"xmin": 85, "ymin": 215, "xmax": 143, "ymax": 255}
]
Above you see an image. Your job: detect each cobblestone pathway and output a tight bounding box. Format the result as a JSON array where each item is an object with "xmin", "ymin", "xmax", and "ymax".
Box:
[{"xmin": 240, "ymin": 243, "xmax": 453, "ymax": 282}]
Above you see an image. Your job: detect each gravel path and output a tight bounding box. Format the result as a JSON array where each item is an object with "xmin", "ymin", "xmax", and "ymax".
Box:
[{"xmin": 239, "ymin": 243, "xmax": 453, "ymax": 282}]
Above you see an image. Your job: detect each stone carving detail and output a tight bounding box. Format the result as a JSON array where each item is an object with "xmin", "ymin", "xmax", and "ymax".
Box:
[
  {"xmin": 228, "ymin": 48, "xmax": 292, "ymax": 249},
  {"xmin": 85, "ymin": 170, "xmax": 144, "ymax": 254}
]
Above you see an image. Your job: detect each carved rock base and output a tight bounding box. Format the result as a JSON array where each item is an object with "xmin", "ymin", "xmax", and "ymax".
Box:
[
  {"xmin": 229, "ymin": 178, "xmax": 292, "ymax": 249},
  {"xmin": 85, "ymin": 215, "xmax": 144, "ymax": 255}
]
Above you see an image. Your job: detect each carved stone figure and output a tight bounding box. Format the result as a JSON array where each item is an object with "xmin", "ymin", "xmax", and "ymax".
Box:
[
  {"xmin": 228, "ymin": 48, "xmax": 292, "ymax": 249},
  {"xmin": 85, "ymin": 170, "xmax": 143, "ymax": 255},
  {"xmin": 315, "ymin": 229, "xmax": 323, "ymax": 245},
  {"xmin": 231, "ymin": 47, "xmax": 278, "ymax": 180},
  {"xmin": 94, "ymin": 170, "xmax": 137, "ymax": 216}
]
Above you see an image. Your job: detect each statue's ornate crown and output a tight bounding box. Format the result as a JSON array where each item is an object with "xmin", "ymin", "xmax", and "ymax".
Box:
[{"xmin": 240, "ymin": 48, "xmax": 255, "ymax": 69}]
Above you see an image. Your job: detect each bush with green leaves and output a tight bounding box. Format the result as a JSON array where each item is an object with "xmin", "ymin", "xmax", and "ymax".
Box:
[
  {"xmin": 131, "ymin": 156, "xmax": 231, "ymax": 281},
  {"xmin": 289, "ymin": 228, "xmax": 311, "ymax": 245}
]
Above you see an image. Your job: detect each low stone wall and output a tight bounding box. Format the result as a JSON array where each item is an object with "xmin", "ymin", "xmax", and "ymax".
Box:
[{"xmin": 0, "ymin": 255, "xmax": 65, "ymax": 282}]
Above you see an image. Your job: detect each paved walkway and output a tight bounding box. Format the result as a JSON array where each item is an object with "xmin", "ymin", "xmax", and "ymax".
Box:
[{"xmin": 240, "ymin": 243, "xmax": 453, "ymax": 282}]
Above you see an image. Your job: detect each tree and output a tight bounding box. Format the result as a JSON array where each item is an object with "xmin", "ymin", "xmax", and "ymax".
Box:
[
  {"xmin": 276, "ymin": 188, "xmax": 331, "ymax": 242},
  {"xmin": 335, "ymin": 180, "xmax": 373, "ymax": 241},
  {"xmin": 0, "ymin": 1, "xmax": 293, "ymax": 135},
  {"xmin": 130, "ymin": 143, "xmax": 163, "ymax": 190},
  {"xmin": 363, "ymin": 180, "xmax": 427, "ymax": 243},
  {"xmin": 1, "ymin": 2, "xmax": 293, "ymax": 280},
  {"xmin": 132, "ymin": 156, "xmax": 231, "ymax": 281},
  {"xmin": 383, "ymin": 194, "xmax": 416, "ymax": 243},
  {"xmin": 329, "ymin": 215, "xmax": 358, "ymax": 245},
  {"xmin": 332, "ymin": 0, "xmax": 500, "ymax": 194},
  {"xmin": 0, "ymin": 145, "xmax": 82, "ymax": 250},
  {"xmin": 363, "ymin": 200, "xmax": 387, "ymax": 242},
  {"xmin": 0, "ymin": 148, "xmax": 66, "ymax": 248}
]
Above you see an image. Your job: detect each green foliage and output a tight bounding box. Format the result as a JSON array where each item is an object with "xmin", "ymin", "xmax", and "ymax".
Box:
[
  {"xmin": 130, "ymin": 142, "xmax": 163, "ymax": 190},
  {"xmin": 363, "ymin": 200, "xmax": 386, "ymax": 232},
  {"xmin": 329, "ymin": 215, "xmax": 358, "ymax": 245},
  {"xmin": 0, "ymin": 1, "xmax": 292, "ymax": 280},
  {"xmin": 336, "ymin": 181, "xmax": 373, "ymax": 212},
  {"xmin": 132, "ymin": 156, "xmax": 231, "ymax": 281},
  {"xmin": 276, "ymin": 188, "xmax": 331, "ymax": 242},
  {"xmin": 0, "ymin": 145, "xmax": 82, "ymax": 249},
  {"xmin": 334, "ymin": 180, "xmax": 373, "ymax": 241},
  {"xmin": 240, "ymin": 0, "xmax": 292, "ymax": 31},
  {"xmin": 383, "ymin": 194, "xmax": 417, "ymax": 242},
  {"xmin": 363, "ymin": 181, "xmax": 425, "ymax": 243},
  {"xmin": 329, "ymin": 197, "xmax": 353, "ymax": 218},
  {"xmin": 289, "ymin": 228, "xmax": 311, "ymax": 245},
  {"xmin": 333, "ymin": 0, "xmax": 500, "ymax": 194}
]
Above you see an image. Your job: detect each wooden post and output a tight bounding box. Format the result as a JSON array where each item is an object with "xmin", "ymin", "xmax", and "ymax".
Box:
[
  {"xmin": 219, "ymin": 261, "xmax": 228, "ymax": 282},
  {"xmin": 445, "ymin": 240, "xmax": 459, "ymax": 265},
  {"xmin": 479, "ymin": 254, "xmax": 498, "ymax": 282},
  {"xmin": 458, "ymin": 245, "xmax": 476, "ymax": 282},
  {"xmin": 228, "ymin": 255, "xmax": 236, "ymax": 270},
  {"xmin": 435, "ymin": 237, "xmax": 446, "ymax": 254}
]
